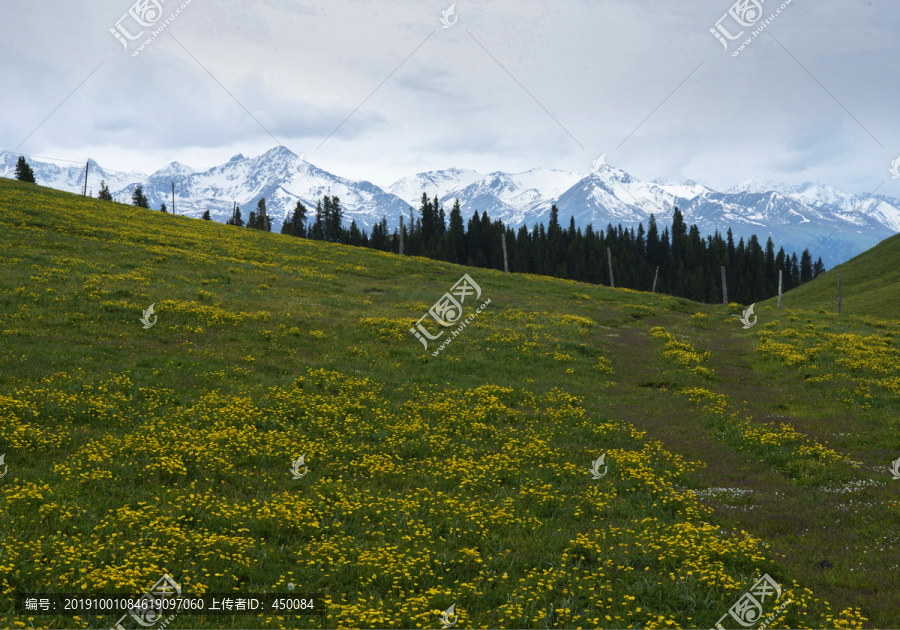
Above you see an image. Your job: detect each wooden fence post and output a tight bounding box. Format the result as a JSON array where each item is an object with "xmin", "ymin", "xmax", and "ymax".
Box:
[
  {"xmin": 501, "ymin": 232, "xmax": 509, "ymax": 273},
  {"xmin": 82, "ymin": 162, "xmax": 89, "ymax": 196},
  {"xmin": 652, "ymin": 266, "xmax": 659, "ymax": 294},
  {"xmin": 777, "ymin": 269, "xmax": 782, "ymax": 309},
  {"xmin": 607, "ymin": 247, "xmax": 615, "ymax": 288},
  {"xmin": 398, "ymin": 216, "xmax": 404, "ymax": 256},
  {"xmin": 721, "ymin": 266, "xmax": 728, "ymax": 305}
]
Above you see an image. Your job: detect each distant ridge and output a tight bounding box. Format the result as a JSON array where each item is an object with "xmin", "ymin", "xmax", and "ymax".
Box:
[{"xmin": 2, "ymin": 148, "xmax": 899, "ymax": 268}]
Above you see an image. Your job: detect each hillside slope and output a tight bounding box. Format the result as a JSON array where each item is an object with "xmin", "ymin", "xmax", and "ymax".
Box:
[
  {"xmin": 0, "ymin": 178, "xmax": 896, "ymax": 629},
  {"xmin": 764, "ymin": 232, "xmax": 900, "ymax": 319}
]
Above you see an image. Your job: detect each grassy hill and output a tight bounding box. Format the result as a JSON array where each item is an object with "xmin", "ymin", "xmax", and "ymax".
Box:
[
  {"xmin": 762, "ymin": 232, "xmax": 900, "ymax": 319},
  {"xmin": 0, "ymin": 178, "xmax": 898, "ymax": 629}
]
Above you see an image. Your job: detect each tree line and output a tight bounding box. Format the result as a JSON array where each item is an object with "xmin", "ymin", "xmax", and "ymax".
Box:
[
  {"xmin": 12, "ymin": 155, "xmax": 825, "ymax": 304},
  {"xmin": 270, "ymin": 192, "xmax": 824, "ymax": 304}
]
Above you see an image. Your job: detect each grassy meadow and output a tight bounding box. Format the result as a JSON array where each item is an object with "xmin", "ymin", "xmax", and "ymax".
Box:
[{"xmin": 0, "ymin": 178, "xmax": 898, "ymax": 629}]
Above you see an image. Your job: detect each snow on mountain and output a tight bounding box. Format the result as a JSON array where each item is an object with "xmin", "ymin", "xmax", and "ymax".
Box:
[
  {"xmin": 0, "ymin": 153, "xmax": 146, "ymax": 197},
  {"xmin": 654, "ymin": 180, "xmax": 710, "ymax": 201},
  {"xmin": 727, "ymin": 179, "xmax": 788, "ymax": 195},
  {"xmin": 388, "ymin": 168, "xmax": 484, "ymax": 207},
  {"xmin": 435, "ymin": 168, "xmax": 585, "ymax": 225},
  {"xmin": 0, "ymin": 147, "xmax": 411, "ymax": 231},
  {"xmin": 154, "ymin": 161, "xmax": 195, "ymax": 178},
  {"xmin": 3, "ymin": 147, "xmax": 899, "ymax": 267}
]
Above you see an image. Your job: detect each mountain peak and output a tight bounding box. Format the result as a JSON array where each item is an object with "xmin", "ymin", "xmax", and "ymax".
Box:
[
  {"xmin": 156, "ymin": 161, "xmax": 194, "ymax": 177},
  {"xmin": 266, "ymin": 146, "xmax": 298, "ymax": 159},
  {"xmin": 728, "ymin": 178, "xmax": 784, "ymax": 194}
]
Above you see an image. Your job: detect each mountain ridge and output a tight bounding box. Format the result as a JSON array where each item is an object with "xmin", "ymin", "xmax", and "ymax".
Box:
[{"xmin": 2, "ymin": 148, "xmax": 898, "ymax": 267}]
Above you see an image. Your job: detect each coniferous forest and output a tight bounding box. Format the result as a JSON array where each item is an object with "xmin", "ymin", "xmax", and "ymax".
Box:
[{"xmin": 217, "ymin": 191, "xmax": 824, "ymax": 305}]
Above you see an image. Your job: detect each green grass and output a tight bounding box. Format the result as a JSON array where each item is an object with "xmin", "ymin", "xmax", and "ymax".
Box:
[
  {"xmin": 760, "ymin": 232, "xmax": 900, "ymax": 319},
  {"xmin": 0, "ymin": 178, "xmax": 897, "ymax": 629}
]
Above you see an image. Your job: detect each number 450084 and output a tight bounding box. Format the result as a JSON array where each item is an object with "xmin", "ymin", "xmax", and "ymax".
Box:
[{"xmin": 270, "ymin": 598, "xmax": 315, "ymax": 610}]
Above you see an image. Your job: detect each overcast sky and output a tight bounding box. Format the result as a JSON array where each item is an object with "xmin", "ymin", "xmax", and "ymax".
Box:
[{"xmin": 2, "ymin": 0, "xmax": 899, "ymax": 194}]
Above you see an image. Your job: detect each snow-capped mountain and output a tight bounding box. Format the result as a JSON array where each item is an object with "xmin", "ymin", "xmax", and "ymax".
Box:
[
  {"xmin": 3, "ymin": 148, "xmax": 899, "ymax": 267},
  {"xmin": 0, "ymin": 147, "xmax": 410, "ymax": 231},
  {"xmin": 388, "ymin": 167, "xmax": 485, "ymax": 207}
]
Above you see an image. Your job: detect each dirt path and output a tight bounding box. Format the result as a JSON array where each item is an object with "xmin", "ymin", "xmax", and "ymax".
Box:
[{"xmin": 598, "ymin": 323, "xmax": 899, "ymax": 627}]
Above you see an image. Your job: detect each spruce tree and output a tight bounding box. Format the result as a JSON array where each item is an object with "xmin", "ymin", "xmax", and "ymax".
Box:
[
  {"xmin": 14, "ymin": 157, "xmax": 36, "ymax": 183},
  {"xmin": 812, "ymin": 257, "xmax": 825, "ymax": 278},
  {"xmin": 131, "ymin": 185, "xmax": 149, "ymax": 208},
  {"xmin": 202, "ymin": 209, "xmax": 211, "ymax": 221},
  {"xmin": 312, "ymin": 201, "xmax": 324, "ymax": 240},
  {"xmin": 799, "ymin": 249, "xmax": 813, "ymax": 284},
  {"xmin": 227, "ymin": 206, "xmax": 244, "ymax": 227},
  {"xmin": 281, "ymin": 208, "xmax": 295, "ymax": 235},
  {"xmin": 446, "ymin": 199, "xmax": 465, "ymax": 264},
  {"xmin": 327, "ymin": 196, "xmax": 343, "ymax": 241},
  {"xmin": 790, "ymin": 253, "xmax": 801, "ymax": 289},
  {"xmin": 349, "ymin": 220, "xmax": 363, "ymax": 246},
  {"xmin": 292, "ymin": 202, "xmax": 307, "ymax": 237},
  {"xmin": 160, "ymin": 203, "xmax": 167, "ymax": 213},
  {"xmin": 98, "ymin": 180, "xmax": 113, "ymax": 201}
]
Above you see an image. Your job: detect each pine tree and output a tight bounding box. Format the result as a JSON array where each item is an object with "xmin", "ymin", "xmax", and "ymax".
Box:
[
  {"xmin": 349, "ymin": 220, "xmax": 363, "ymax": 246},
  {"xmin": 131, "ymin": 185, "xmax": 149, "ymax": 208},
  {"xmin": 14, "ymin": 157, "xmax": 36, "ymax": 183},
  {"xmin": 670, "ymin": 208, "xmax": 687, "ymax": 261},
  {"xmin": 290, "ymin": 201, "xmax": 307, "ymax": 237},
  {"xmin": 160, "ymin": 203, "xmax": 167, "ymax": 213},
  {"xmin": 98, "ymin": 180, "xmax": 113, "ymax": 201},
  {"xmin": 812, "ymin": 257, "xmax": 825, "ymax": 278},
  {"xmin": 281, "ymin": 208, "xmax": 294, "ymax": 235},
  {"xmin": 226, "ymin": 206, "xmax": 244, "ymax": 227},
  {"xmin": 311, "ymin": 201, "xmax": 324, "ymax": 240},
  {"xmin": 326, "ymin": 196, "xmax": 343, "ymax": 241},
  {"xmin": 790, "ymin": 253, "xmax": 801, "ymax": 289},
  {"xmin": 799, "ymin": 249, "xmax": 813, "ymax": 284},
  {"xmin": 202, "ymin": 209, "xmax": 211, "ymax": 221}
]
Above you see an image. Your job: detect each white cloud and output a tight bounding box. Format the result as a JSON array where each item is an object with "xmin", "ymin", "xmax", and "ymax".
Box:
[{"xmin": 1, "ymin": 0, "xmax": 898, "ymax": 193}]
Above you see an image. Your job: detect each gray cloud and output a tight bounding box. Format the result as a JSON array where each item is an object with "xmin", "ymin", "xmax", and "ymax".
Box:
[{"xmin": 1, "ymin": 0, "xmax": 898, "ymax": 193}]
